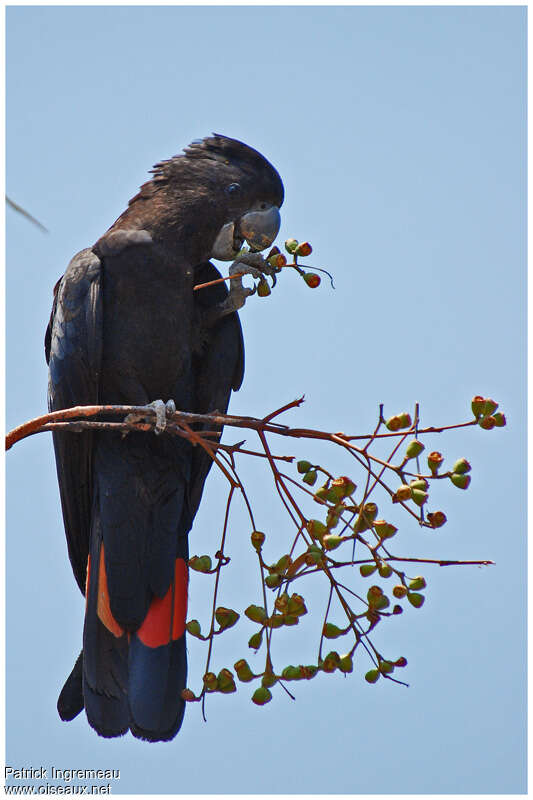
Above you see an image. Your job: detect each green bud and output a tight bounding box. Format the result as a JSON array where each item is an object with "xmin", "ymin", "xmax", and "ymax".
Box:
[
  {"xmin": 215, "ymin": 607, "xmax": 240, "ymax": 630},
  {"xmin": 360, "ymin": 563, "xmax": 377, "ymax": 577},
  {"xmin": 481, "ymin": 398, "xmax": 498, "ymax": 416},
  {"xmin": 252, "ymin": 687, "xmax": 272, "ymax": 705},
  {"xmin": 405, "ymin": 439, "xmax": 425, "ymax": 459},
  {"xmin": 248, "ymin": 631, "xmax": 263, "ymax": 650},
  {"xmin": 281, "ymin": 665, "xmax": 301, "ymax": 680},
  {"xmin": 410, "ymin": 478, "xmax": 429, "ymax": 491},
  {"xmin": 189, "ymin": 555, "xmax": 212, "ymax": 573},
  {"xmin": 408, "ymin": 576, "xmax": 426, "ymax": 590},
  {"xmin": 411, "ymin": 488, "xmax": 428, "ymax": 507},
  {"xmin": 217, "ymin": 668, "xmax": 236, "ymax": 694},
  {"xmin": 186, "ymin": 619, "xmax": 202, "ymax": 638},
  {"xmin": 234, "ymin": 659, "xmax": 254, "ymax": 682},
  {"xmin": 284, "ymin": 238, "xmax": 299, "ymax": 254},
  {"xmin": 378, "ymin": 563, "xmax": 393, "ymax": 578},
  {"xmin": 297, "ymin": 459, "xmax": 312, "ymax": 474},
  {"xmin": 339, "ymin": 654, "xmax": 353, "ymax": 673},
  {"xmin": 261, "ymin": 673, "xmax": 277, "ymax": 688},
  {"xmin": 492, "ymin": 412, "xmax": 506, "ymax": 427},
  {"xmin": 303, "ymin": 469, "xmax": 318, "ymax": 486},
  {"xmin": 365, "ymin": 669, "xmax": 380, "ymax": 684},
  {"xmin": 450, "ymin": 473, "xmax": 471, "ymax": 490},
  {"xmin": 379, "ymin": 660, "xmax": 394, "ymax": 674},
  {"xmin": 250, "ymin": 530, "xmax": 265, "ymax": 551},
  {"xmin": 398, "ymin": 412, "xmax": 412, "ymax": 428},
  {"xmin": 452, "ymin": 458, "xmax": 471, "ymax": 474},
  {"xmin": 407, "ymin": 592, "xmax": 425, "ymax": 608},
  {"xmin": 245, "ymin": 605, "xmax": 267, "ymax": 624},
  {"xmin": 323, "ymin": 534, "xmax": 343, "ymax": 551},
  {"xmin": 323, "ymin": 622, "xmax": 343, "ymax": 639},
  {"xmin": 307, "ymin": 519, "xmax": 327, "ymax": 540},
  {"xmin": 265, "ymin": 573, "xmax": 282, "ymax": 589}
]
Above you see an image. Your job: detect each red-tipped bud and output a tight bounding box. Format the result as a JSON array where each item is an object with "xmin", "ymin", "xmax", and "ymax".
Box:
[
  {"xmin": 394, "ymin": 656, "xmax": 408, "ymax": 667},
  {"xmin": 295, "ymin": 241, "xmax": 313, "ymax": 257},
  {"xmin": 450, "ymin": 472, "xmax": 471, "ymax": 489},
  {"xmin": 492, "ymin": 412, "xmax": 506, "ymax": 427},
  {"xmin": 267, "ymin": 253, "xmax": 287, "ymax": 269},
  {"xmin": 427, "ymin": 510, "xmax": 447, "ymax": 528},
  {"xmin": 386, "ymin": 415, "xmax": 402, "ymax": 432},
  {"xmin": 330, "ymin": 476, "xmax": 356, "ymax": 498},
  {"xmin": 181, "ymin": 688, "xmax": 196, "ymax": 702},
  {"xmin": 479, "ymin": 415, "xmax": 496, "ymax": 430},
  {"xmin": 471, "ymin": 396, "xmax": 485, "ymax": 418},
  {"xmin": 303, "ymin": 272, "xmax": 321, "ymax": 288},
  {"xmin": 427, "ymin": 451, "xmax": 444, "ymax": 475}
]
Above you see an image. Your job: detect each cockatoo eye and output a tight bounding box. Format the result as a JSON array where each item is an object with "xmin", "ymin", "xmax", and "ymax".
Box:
[{"xmin": 226, "ymin": 183, "xmax": 241, "ymax": 196}]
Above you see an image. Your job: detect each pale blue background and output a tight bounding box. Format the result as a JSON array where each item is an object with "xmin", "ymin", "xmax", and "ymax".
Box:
[{"xmin": 6, "ymin": 6, "xmax": 526, "ymax": 794}]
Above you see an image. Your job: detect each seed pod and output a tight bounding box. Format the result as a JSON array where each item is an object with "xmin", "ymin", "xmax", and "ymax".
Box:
[
  {"xmin": 427, "ymin": 510, "xmax": 447, "ymax": 528},
  {"xmin": 405, "ymin": 439, "xmax": 425, "ymax": 459},
  {"xmin": 252, "ymin": 687, "xmax": 272, "ymax": 705},
  {"xmin": 354, "ymin": 502, "xmax": 378, "ymax": 532},
  {"xmin": 392, "ymin": 605, "xmax": 403, "ymax": 615},
  {"xmin": 365, "ymin": 669, "xmax": 380, "ymax": 684},
  {"xmin": 217, "ymin": 669, "xmax": 236, "ymax": 694},
  {"xmin": 261, "ymin": 672, "xmax": 277, "ymax": 689},
  {"xmin": 257, "ymin": 277, "xmax": 271, "ymax": 297},
  {"xmin": 267, "ymin": 252, "xmax": 287, "ymax": 269},
  {"xmin": 410, "ymin": 478, "xmax": 429, "ymax": 491},
  {"xmin": 245, "ymin": 605, "xmax": 267, "ymax": 624},
  {"xmin": 392, "ymin": 584, "xmax": 408, "ymax": 598},
  {"xmin": 374, "ymin": 520, "xmax": 398, "ymax": 539},
  {"xmin": 281, "ymin": 665, "xmax": 300, "ymax": 680},
  {"xmin": 450, "ymin": 473, "xmax": 471, "ymax": 490},
  {"xmin": 330, "ymin": 476, "xmax": 356, "ymax": 499},
  {"xmin": 427, "ymin": 451, "xmax": 444, "ymax": 475},
  {"xmin": 393, "ymin": 484, "xmax": 412, "ymax": 503},
  {"xmin": 407, "ymin": 592, "xmax": 425, "ymax": 608},
  {"xmin": 234, "ymin": 659, "xmax": 254, "ymax": 682},
  {"xmin": 386, "ymin": 415, "xmax": 402, "ymax": 432},
  {"xmin": 360, "ymin": 564, "xmax": 377, "ymax": 577},
  {"xmin": 215, "ymin": 607, "xmax": 240, "ymax": 630},
  {"xmin": 303, "ymin": 273, "xmax": 321, "ymax": 288},
  {"xmin": 267, "ymin": 614, "xmax": 284, "ymax": 628},
  {"xmin": 408, "ymin": 576, "xmax": 426, "ymax": 590},
  {"xmin": 250, "ymin": 530, "xmax": 266, "ymax": 551},
  {"xmin": 378, "ymin": 563, "xmax": 393, "ymax": 578},
  {"xmin": 394, "ymin": 657, "xmax": 408, "ymax": 667},
  {"xmin": 471, "ymin": 396, "xmax": 485, "ymax": 418},
  {"xmin": 297, "ymin": 459, "xmax": 312, "ymax": 474},
  {"xmin": 481, "ymin": 398, "xmax": 498, "ymax": 416},
  {"xmin": 181, "ymin": 688, "xmax": 196, "ymax": 701},
  {"xmin": 323, "ymin": 622, "xmax": 343, "ymax": 639},
  {"xmin": 301, "ymin": 665, "xmax": 319, "ymax": 679},
  {"xmin": 339, "ymin": 654, "xmax": 354, "ymax": 673},
  {"xmin": 203, "ymin": 672, "xmax": 218, "ymax": 692},
  {"xmin": 288, "ymin": 593, "xmax": 307, "ymax": 616},
  {"xmin": 295, "ymin": 241, "xmax": 313, "ymax": 257},
  {"xmin": 398, "ymin": 412, "xmax": 412, "ymax": 428},
  {"xmin": 379, "ymin": 660, "xmax": 394, "ymax": 674},
  {"xmin": 323, "ymin": 534, "xmax": 343, "ymax": 551},
  {"xmin": 186, "ymin": 619, "xmax": 202, "ymax": 638},
  {"xmin": 479, "ymin": 416, "xmax": 496, "ymax": 430},
  {"xmin": 303, "ymin": 469, "xmax": 318, "ymax": 486},
  {"xmin": 275, "ymin": 554, "xmax": 292, "ymax": 573},
  {"xmin": 274, "ymin": 593, "xmax": 290, "ymax": 613},
  {"xmin": 452, "ymin": 458, "xmax": 471, "ymax": 474},
  {"xmin": 492, "ymin": 412, "xmax": 506, "ymax": 427},
  {"xmin": 265, "ymin": 573, "xmax": 282, "ymax": 589},
  {"xmin": 314, "ymin": 486, "xmax": 330, "ymax": 502},
  {"xmin": 322, "ymin": 651, "xmax": 340, "ymax": 672},
  {"xmin": 284, "ymin": 238, "xmax": 299, "ymax": 254}
]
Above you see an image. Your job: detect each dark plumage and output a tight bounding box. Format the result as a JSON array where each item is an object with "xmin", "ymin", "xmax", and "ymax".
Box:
[{"xmin": 45, "ymin": 134, "xmax": 284, "ymax": 741}]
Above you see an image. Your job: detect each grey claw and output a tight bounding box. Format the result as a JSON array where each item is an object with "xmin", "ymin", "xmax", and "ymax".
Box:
[
  {"xmin": 148, "ymin": 399, "xmax": 167, "ymax": 435},
  {"xmin": 165, "ymin": 399, "xmax": 176, "ymax": 416}
]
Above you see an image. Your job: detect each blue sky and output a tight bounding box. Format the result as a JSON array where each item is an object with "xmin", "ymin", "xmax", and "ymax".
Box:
[{"xmin": 6, "ymin": 5, "xmax": 526, "ymax": 794}]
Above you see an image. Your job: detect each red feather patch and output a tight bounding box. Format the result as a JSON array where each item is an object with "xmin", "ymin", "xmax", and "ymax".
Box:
[
  {"xmin": 137, "ymin": 558, "xmax": 188, "ymax": 648},
  {"xmin": 96, "ymin": 545, "xmax": 125, "ymax": 638}
]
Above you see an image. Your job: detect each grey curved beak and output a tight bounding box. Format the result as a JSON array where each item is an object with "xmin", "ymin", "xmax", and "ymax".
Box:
[{"xmin": 239, "ymin": 206, "xmax": 281, "ymax": 252}]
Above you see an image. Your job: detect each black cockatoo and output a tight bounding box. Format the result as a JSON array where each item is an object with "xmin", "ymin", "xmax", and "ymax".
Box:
[{"xmin": 45, "ymin": 134, "xmax": 284, "ymax": 741}]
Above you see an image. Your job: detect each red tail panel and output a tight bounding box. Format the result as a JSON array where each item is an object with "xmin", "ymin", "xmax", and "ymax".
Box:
[
  {"xmin": 96, "ymin": 546, "xmax": 124, "ymax": 639},
  {"xmin": 137, "ymin": 558, "xmax": 188, "ymax": 648}
]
